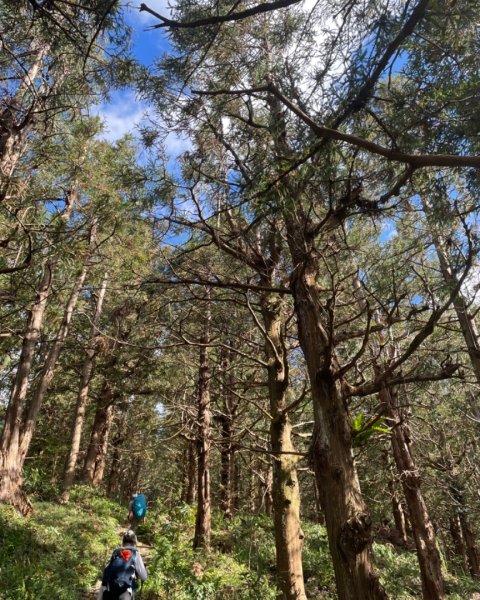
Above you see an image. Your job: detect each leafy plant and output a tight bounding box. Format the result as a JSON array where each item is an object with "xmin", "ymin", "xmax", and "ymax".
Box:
[{"xmin": 352, "ymin": 413, "xmax": 391, "ymax": 447}]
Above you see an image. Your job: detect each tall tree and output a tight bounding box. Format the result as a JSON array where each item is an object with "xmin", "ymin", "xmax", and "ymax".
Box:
[
  {"xmin": 139, "ymin": 1, "xmax": 480, "ymax": 597},
  {"xmin": 61, "ymin": 271, "xmax": 108, "ymax": 500}
]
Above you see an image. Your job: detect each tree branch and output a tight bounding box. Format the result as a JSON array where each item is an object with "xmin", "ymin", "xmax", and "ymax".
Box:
[
  {"xmin": 332, "ymin": 0, "xmax": 431, "ymax": 126},
  {"xmin": 193, "ymin": 84, "xmax": 480, "ymax": 169},
  {"xmin": 266, "ymin": 84, "xmax": 480, "ymax": 170},
  {"xmin": 144, "ymin": 277, "xmax": 291, "ymax": 295},
  {"xmin": 348, "ymin": 363, "xmax": 460, "ymax": 398},
  {"xmin": 140, "ymin": 0, "xmax": 302, "ymax": 29}
]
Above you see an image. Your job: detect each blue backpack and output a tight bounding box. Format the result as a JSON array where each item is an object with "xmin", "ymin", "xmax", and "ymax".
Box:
[
  {"xmin": 132, "ymin": 494, "xmax": 147, "ymax": 519},
  {"xmin": 102, "ymin": 546, "xmax": 137, "ymax": 599}
]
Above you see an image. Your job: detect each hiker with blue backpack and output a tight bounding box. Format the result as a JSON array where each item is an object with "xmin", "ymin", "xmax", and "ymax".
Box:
[
  {"xmin": 98, "ymin": 529, "xmax": 148, "ymax": 599},
  {"xmin": 128, "ymin": 493, "xmax": 147, "ymax": 530}
]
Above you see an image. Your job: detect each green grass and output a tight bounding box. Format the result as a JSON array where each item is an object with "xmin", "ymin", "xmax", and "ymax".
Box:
[
  {"xmin": 375, "ymin": 542, "xmax": 479, "ymax": 599},
  {"xmin": 0, "ymin": 486, "xmax": 121, "ymax": 600},
  {"xmin": 1, "ymin": 489, "xmax": 479, "ymax": 600},
  {"xmin": 141, "ymin": 505, "xmax": 279, "ymax": 600}
]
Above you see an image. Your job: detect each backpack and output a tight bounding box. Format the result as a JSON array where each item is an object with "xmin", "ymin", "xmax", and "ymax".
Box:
[
  {"xmin": 132, "ymin": 494, "xmax": 147, "ymax": 519},
  {"xmin": 102, "ymin": 546, "xmax": 137, "ymax": 599}
]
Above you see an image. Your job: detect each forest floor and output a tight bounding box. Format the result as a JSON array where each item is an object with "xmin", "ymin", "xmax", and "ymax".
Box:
[{"xmin": 1, "ymin": 485, "xmax": 479, "ymax": 599}]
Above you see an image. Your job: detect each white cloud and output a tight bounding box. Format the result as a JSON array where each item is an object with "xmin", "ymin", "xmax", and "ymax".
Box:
[
  {"xmin": 91, "ymin": 91, "xmax": 146, "ymax": 142},
  {"xmin": 164, "ymin": 130, "xmax": 191, "ymax": 159}
]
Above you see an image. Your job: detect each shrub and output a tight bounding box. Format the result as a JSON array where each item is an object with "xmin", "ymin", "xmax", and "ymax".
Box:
[{"xmin": 0, "ymin": 485, "xmax": 121, "ymax": 600}]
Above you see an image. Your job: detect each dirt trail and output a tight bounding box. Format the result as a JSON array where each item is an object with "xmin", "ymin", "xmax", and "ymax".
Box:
[
  {"xmin": 136, "ymin": 540, "xmax": 154, "ymax": 561},
  {"xmin": 89, "ymin": 526, "xmax": 153, "ymax": 599}
]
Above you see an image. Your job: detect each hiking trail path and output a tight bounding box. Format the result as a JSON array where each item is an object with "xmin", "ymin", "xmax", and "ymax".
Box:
[{"xmin": 89, "ymin": 525, "xmax": 154, "ymax": 599}]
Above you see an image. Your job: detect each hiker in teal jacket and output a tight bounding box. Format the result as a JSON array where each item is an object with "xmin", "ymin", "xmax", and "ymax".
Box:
[
  {"xmin": 128, "ymin": 493, "xmax": 147, "ymax": 531},
  {"xmin": 98, "ymin": 529, "xmax": 147, "ymax": 600}
]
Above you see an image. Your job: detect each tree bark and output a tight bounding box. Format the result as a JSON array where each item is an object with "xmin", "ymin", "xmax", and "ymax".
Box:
[
  {"xmin": 130, "ymin": 456, "xmax": 143, "ymax": 495},
  {"xmin": 0, "ymin": 258, "xmax": 55, "ymax": 514},
  {"xmin": 0, "ymin": 39, "xmax": 49, "ymax": 190},
  {"xmin": 264, "ymin": 466, "xmax": 273, "ymax": 516},
  {"xmin": 0, "ymin": 184, "xmax": 80, "ymax": 513},
  {"xmin": 219, "ymin": 414, "xmax": 235, "ymax": 518},
  {"xmin": 91, "ymin": 403, "xmax": 114, "ymax": 486},
  {"xmin": 193, "ymin": 320, "xmax": 212, "ymax": 549},
  {"xmin": 19, "ymin": 257, "xmax": 91, "ymax": 464},
  {"xmin": 459, "ymin": 510, "xmax": 480, "ymax": 578},
  {"xmin": 265, "ymin": 89, "xmax": 386, "ymax": 600},
  {"xmin": 233, "ymin": 459, "xmax": 241, "ymax": 511},
  {"xmin": 379, "ymin": 382, "xmax": 446, "ymax": 599},
  {"xmin": 285, "ymin": 254, "xmax": 387, "ymax": 600},
  {"xmin": 313, "ymin": 477, "xmax": 325, "ymax": 525},
  {"xmin": 105, "ymin": 398, "xmax": 129, "ymax": 498},
  {"xmin": 389, "ymin": 479, "xmax": 408, "ymax": 546},
  {"xmin": 62, "ymin": 272, "xmax": 108, "ymax": 500},
  {"xmin": 262, "ymin": 291, "xmax": 307, "ymax": 600},
  {"xmin": 186, "ymin": 439, "xmax": 197, "ymax": 504},
  {"xmin": 106, "ymin": 436, "xmax": 122, "ymax": 498},
  {"xmin": 447, "ymin": 471, "xmax": 480, "ymax": 578},
  {"xmin": 123, "ymin": 455, "xmax": 143, "ymax": 500},
  {"xmin": 217, "ymin": 345, "xmax": 237, "ymax": 518},
  {"xmin": 424, "ymin": 201, "xmax": 480, "ymax": 389},
  {"xmin": 437, "ymin": 242, "xmax": 480, "ymax": 380},
  {"xmin": 449, "ymin": 514, "xmax": 468, "ymax": 568},
  {"xmin": 83, "ymin": 382, "xmax": 114, "ymax": 485}
]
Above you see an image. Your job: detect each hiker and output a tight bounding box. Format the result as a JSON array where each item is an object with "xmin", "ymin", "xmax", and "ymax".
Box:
[
  {"xmin": 128, "ymin": 493, "xmax": 147, "ymax": 530},
  {"xmin": 98, "ymin": 529, "xmax": 148, "ymax": 600}
]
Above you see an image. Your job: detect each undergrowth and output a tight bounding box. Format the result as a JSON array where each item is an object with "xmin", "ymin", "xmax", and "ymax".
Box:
[
  {"xmin": 1, "ymin": 488, "xmax": 478, "ymax": 599},
  {"xmin": 0, "ymin": 486, "xmax": 120, "ymax": 600}
]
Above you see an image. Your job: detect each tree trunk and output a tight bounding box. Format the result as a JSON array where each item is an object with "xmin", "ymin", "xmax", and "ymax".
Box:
[
  {"xmin": 264, "ymin": 466, "xmax": 273, "ymax": 516},
  {"xmin": 83, "ymin": 382, "xmax": 114, "ymax": 485},
  {"xmin": 124, "ymin": 456, "xmax": 143, "ymax": 500},
  {"xmin": 219, "ymin": 414, "xmax": 235, "ymax": 519},
  {"xmin": 0, "ymin": 190, "xmax": 77, "ymax": 511},
  {"xmin": 248, "ymin": 457, "xmax": 256, "ymax": 512},
  {"xmin": 380, "ymin": 382, "xmax": 446, "ymax": 599},
  {"xmin": 449, "ymin": 514, "xmax": 468, "ymax": 569},
  {"xmin": 0, "ymin": 39, "xmax": 49, "ymax": 190},
  {"xmin": 62, "ymin": 272, "xmax": 108, "ymax": 500},
  {"xmin": 106, "ymin": 439, "xmax": 122, "ymax": 498},
  {"xmin": 267, "ymin": 90, "xmax": 386, "ymax": 600},
  {"xmin": 424, "ymin": 202, "xmax": 480, "ymax": 388},
  {"xmin": 130, "ymin": 456, "xmax": 143, "ymax": 495},
  {"xmin": 313, "ymin": 478, "xmax": 325, "ymax": 525},
  {"xmin": 193, "ymin": 323, "xmax": 212, "ymax": 549},
  {"xmin": 105, "ymin": 406, "xmax": 129, "ymax": 499},
  {"xmin": 448, "ymin": 477, "xmax": 480, "ymax": 578},
  {"xmin": 459, "ymin": 512, "xmax": 480, "ymax": 578},
  {"xmin": 218, "ymin": 346, "xmax": 237, "ymax": 519},
  {"xmin": 91, "ymin": 403, "xmax": 114, "ymax": 486},
  {"xmin": 18, "ymin": 258, "xmax": 90, "ymax": 464},
  {"xmin": 262, "ymin": 291, "xmax": 307, "ymax": 600},
  {"xmin": 389, "ymin": 480, "xmax": 408, "ymax": 546},
  {"xmin": 0, "ymin": 258, "xmax": 55, "ymax": 514},
  {"xmin": 437, "ymin": 241, "xmax": 480, "ymax": 380},
  {"xmin": 233, "ymin": 459, "xmax": 241, "ymax": 511},
  {"xmin": 288, "ymin": 261, "xmax": 387, "ymax": 600}
]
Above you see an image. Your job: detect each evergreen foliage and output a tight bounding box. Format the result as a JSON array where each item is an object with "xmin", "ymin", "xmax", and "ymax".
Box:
[{"xmin": 1, "ymin": 1, "xmax": 480, "ymax": 599}]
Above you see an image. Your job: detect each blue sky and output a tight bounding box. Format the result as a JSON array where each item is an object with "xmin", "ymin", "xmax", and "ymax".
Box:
[
  {"xmin": 93, "ymin": 0, "xmax": 317, "ymax": 144},
  {"xmin": 128, "ymin": 1, "xmax": 171, "ymax": 63},
  {"xmin": 93, "ymin": 2, "xmax": 171, "ymax": 143}
]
